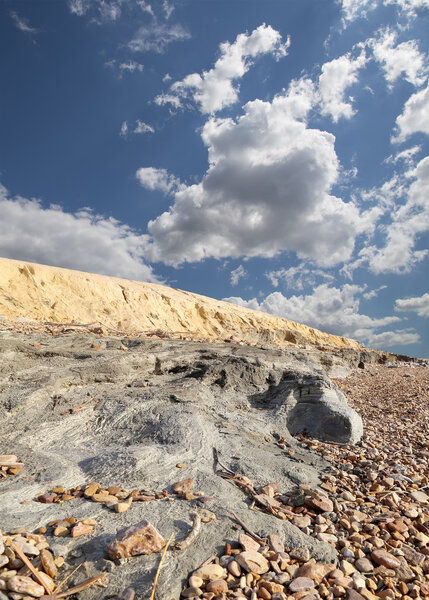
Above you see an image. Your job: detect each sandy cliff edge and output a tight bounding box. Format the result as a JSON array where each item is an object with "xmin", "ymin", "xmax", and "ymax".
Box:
[{"xmin": 0, "ymin": 257, "xmax": 363, "ymax": 350}]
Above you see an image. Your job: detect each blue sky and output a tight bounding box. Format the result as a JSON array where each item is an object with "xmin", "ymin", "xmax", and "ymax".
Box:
[{"xmin": 0, "ymin": 0, "xmax": 428, "ymax": 357}]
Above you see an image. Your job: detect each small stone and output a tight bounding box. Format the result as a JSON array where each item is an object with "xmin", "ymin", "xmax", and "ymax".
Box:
[
  {"xmin": 176, "ymin": 463, "xmax": 186, "ymax": 468},
  {"xmin": 0, "ymin": 556, "xmax": 8, "ymax": 568},
  {"xmin": 394, "ymin": 557, "xmax": 416, "ymax": 582},
  {"xmin": 181, "ymin": 586, "xmax": 202, "ymax": 597},
  {"xmin": 83, "ymin": 482, "xmax": 100, "ymax": 497},
  {"xmin": 206, "ymin": 579, "xmax": 228, "ymax": 594},
  {"xmin": 54, "ymin": 556, "xmax": 64, "ymax": 567},
  {"xmin": 354, "ymin": 558, "xmax": 373, "ymax": 573},
  {"xmin": 92, "ymin": 493, "xmax": 118, "ymax": 503},
  {"xmin": 401, "ymin": 546, "xmax": 425, "ymax": 566},
  {"xmin": 36, "ymin": 571, "xmax": 55, "ymax": 593},
  {"xmin": 346, "ymin": 591, "xmax": 366, "ymax": 600},
  {"xmin": 37, "ymin": 493, "xmax": 57, "ymax": 504},
  {"xmin": 236, "ymin": 551, "xmax": 269, "ymax": 575},
  {"xmin": 53, "ymin": 526, "xmax": 69, "ymax": 537},
  {"xmin": 173, "ymin": 478, "xmax": 193, "ymax": 495},
  {"xmin": 189, "ymin": 576, "xmax": 203, "ymax": 588},
  {"xmin": 71, "ymin": 523, "xmax": 94, "ymax": 537},
  {"xmin": 115, "ymin": 502, "xmax": 131, "ymax": 513},
  {"xmin": 193, "ymin": 564, "xmax": 226, "ymax": 582},
  {"xmin": 82, "ymin": 518, "xmax": 98, "ymax": 526},
  {"xmin": 13, "ymin": 541, "xmax": 39, "ymax": 557},
  {"xmin": 199, "ymin": 509, "xmax": 216, "ymax": 523},
  {"xmin": 7, "ymin": 576, "xmax": 45, "ymax": 598},
  {"xmin": 106, "ymin": 520, "xmax": 165, "ymax": 559},
  {"xmin": 305, "ymin": 493, "xmax": 334, "ymax": 513},
  {"xmin": 238, "ymin": 533, "xmax": 260, "ymax": 552},
  {"xmin": 227, "ymin": 560, "xmax": 241, "ymax": 577},
  {"xmin": 293, "ymin": 515, "xmax": 312, "ymax": 528},
  {"xmin": 288, "ymin": 577, "xmax": 315, "ymax": 593},
  {"xmin": 409, "ymin": 490, "xmax": 429, "ymax": 503},
  {"xmin": 290, "ymin": 547, "xmax": 311, "ymax": 562},
  {"xmin": 370, "ymin": 549, "xmax": 400, "ymax": 569},
  {"xmin": 39, "ymin": 549, "xmax": 57, "ymax": 579},
  {"xmin": 296, "ymin": 563, "xmax": 335, "ymax": 584},
  {"xmin": 51, "ymin": 486, "xmax": 64, "ymax": 494},
  {"xmin": 268, "ymin": 534, "xmax": 284, "ymax": 553},
  {"xmin": 108, "ymin": 486, "xmax": 122, "ymax": 495}
]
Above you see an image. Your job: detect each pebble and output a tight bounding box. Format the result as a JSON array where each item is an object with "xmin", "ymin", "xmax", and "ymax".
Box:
[
  {"xmin": 7, "ymin": 576, "xmax": 45, "ymax": 597},
  {"xmin": 206, "ymin": 579, "xmax": 228, "ymax": 593},
  {"xmin": 71, "ymin": 522, "xmax": 93, "ymax": 537},
  {"xmin": 193, "ymin": 564, "xmax": 226, "ymax": 582},
  {"xmin": 288, "ymin": 577, "xmax": 315, "ymax": 592},
  {"xmin": 236, "ymin": 551, "xmax": 269, "ymax": 574},
  {"xmin": 354, "ymin": 558, "xmax": 373, "ymax": 573},
  {"xmin": 106, "ymin": 520, "xmax": 165, "ymax": 559},
  {"xmin": 370, "ymin": 549, "xmax": 401, "ymax": 569},
  {"xmin": 238, "ymin": 534, "xmax": 260, "ymax": 552},
  {"xmin": 39, "ymin": 548, "xmax": 57, "ymax": 578}
]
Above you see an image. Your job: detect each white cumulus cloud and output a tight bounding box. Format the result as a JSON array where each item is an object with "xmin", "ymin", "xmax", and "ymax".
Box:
[
  {"xmin": 369, "ymin": 28, "xmax": 427, "ymax": 88},
  {"xmin": 318, "ymin": 51, "xmax": 367, "ymax": 121},
  {"xmin": 0, "ymin": 184, "xmax": 157, "ymax": 282},
  {"xmin": 144, "ymin": 77, "xmax": 372, "ymax": 267},
  {"xmin": 156, "ymin": 24, "xmax": 289, "ymax": 114},
  {"xmin": 395, "ymin": 292, "xmax": 429, "ymax": 317},
  {"xmin": 136, "ymin": 167, "xmax": 181, "ymax": 194},
  {"xmin": 394, "ymin": 85, "xmax": 429, "ymax": 141}
]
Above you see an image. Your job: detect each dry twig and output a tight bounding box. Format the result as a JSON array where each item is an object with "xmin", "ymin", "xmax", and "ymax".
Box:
[
  {"xmin": 12, "ymin": 544, "xmax": 50, "ymax": 594},
  {"xmin": 149, "ymin": 533, "xmax": 174, "ymax": 600}
]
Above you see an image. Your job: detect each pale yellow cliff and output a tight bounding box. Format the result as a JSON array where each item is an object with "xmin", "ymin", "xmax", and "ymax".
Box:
[{"xmin": 0, "ymin": 257, "xmax": 364, "ymax": 350}]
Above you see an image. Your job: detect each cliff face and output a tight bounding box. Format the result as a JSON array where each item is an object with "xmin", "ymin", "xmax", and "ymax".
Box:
[{"xmin": 0, "ymin": 257, "xmax": 363, "ymax": 350}]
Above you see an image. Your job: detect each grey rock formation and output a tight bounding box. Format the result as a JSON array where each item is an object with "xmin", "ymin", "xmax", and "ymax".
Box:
[{"xmin": 0, "ymin": 332, "xmax": 365, "ymax": 598}]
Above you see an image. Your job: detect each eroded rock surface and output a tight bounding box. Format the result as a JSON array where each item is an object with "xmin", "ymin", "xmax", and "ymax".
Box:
[{"xmin": 0, "ymin": 332, "xmax": 367, "ymax": 597}]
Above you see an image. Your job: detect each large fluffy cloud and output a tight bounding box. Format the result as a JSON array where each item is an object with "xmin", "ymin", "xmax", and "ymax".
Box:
[
  {"xmin": 0, "ymin": 185, "xmax": 157, "ymax": 282},
  {"xmin": 223, "ymin": 283, "xmax": 418, "ymax": 349},
  {"xmin": 145, "ymin": 78, "xmax": 371, "ymax": 267},
  {"xmin": 155, "ymin": 24, "xmax": 289, "ymax": 114}
]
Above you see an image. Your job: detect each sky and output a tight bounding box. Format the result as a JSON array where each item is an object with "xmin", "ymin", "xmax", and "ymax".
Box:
[{"xmin": 0, "ymin": 0, "xmax": 428, "ymax": 357}]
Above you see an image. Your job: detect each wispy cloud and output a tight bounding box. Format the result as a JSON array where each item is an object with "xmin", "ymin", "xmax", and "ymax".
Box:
[
  {"xmin": 128, "ymin": 23, "xmax": 190, "ymax": 53},
  {"xmin": 120, "ymin": 120, "xmax": 155, "ymax": 137},
  {"xmin": 10, "ymin": 11, "xmax": 38, "ymax": 34},
  {"xmin": 230, "ymin": 265, "xmax": 247, "ymax": 286}
]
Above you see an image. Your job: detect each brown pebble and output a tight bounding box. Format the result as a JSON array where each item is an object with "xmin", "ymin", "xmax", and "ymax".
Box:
[
  {"xmin": 206, "ymin": 579, "xmax": 228, "ymax": 594},
  {"xmin": 53, "ymin": 526, "xmax": 69, "ymax": 537},
  {"xmin": 39, "ymin": 549, "xmax": 57, "ymax": 579},
  {"xmin": 71, "ymin": 522, "xmax": 94, "ymax": 537}
]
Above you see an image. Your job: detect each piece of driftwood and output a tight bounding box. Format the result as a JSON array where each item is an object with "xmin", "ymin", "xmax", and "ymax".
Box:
[{"xmin": 174, "ymin": 513, "xmax": 201, "ymax": 551}]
